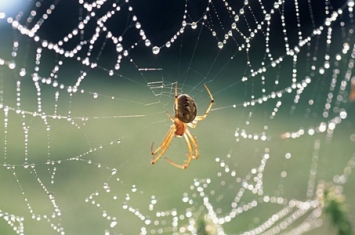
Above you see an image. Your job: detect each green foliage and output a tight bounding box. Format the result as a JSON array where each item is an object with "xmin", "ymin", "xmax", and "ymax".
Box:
[
  {"xmin": 195, "ymin": 216, "xmax": 218, "ymax": 235},
  {"xmin": 321, "ymin": 183, "xmax": 354, "ymax": 235}
]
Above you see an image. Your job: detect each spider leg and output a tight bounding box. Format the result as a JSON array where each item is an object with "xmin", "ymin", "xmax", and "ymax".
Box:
[
  {"xmin": 151, "ymin": 125, "xmax": 175, "ymax": 164},
  {"xmin": 185, "ymin": 128, "xmax": 199, "ymax": 159},
  {"xmin": 187, "ymin": 84, "xmax": 214, "ymax": 129},
  {"xmin": 166, "ymin": 111, "xmax": 174, "ymax": 122},
  {"xmin": 165, "ymin": 133, "xmax": 193, "ymax": 169}
]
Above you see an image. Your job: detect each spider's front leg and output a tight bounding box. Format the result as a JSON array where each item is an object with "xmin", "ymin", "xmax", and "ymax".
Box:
[{"xmin": 187, "ymin": 83, "xmax": 215, "ymax": 129}]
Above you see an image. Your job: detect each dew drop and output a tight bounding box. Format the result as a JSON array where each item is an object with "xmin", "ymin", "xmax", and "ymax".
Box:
[
  {"xmin": 116, "ymin": 43, "xmax": 123, "ymax": 52},
  {"xmin": 144, "ymin": 218, "xmax": 151, "ymax": 225},
  {"xmin": 19, "ymin": 68, "xmax": 26, "ymax": 76},
  {"xmin": 132, "ymin": 185, "xmax": 137, "ymax": 192},
  {"xmin": 150, "ymin": 196, "xmax": 157, "ymax": 204},
  {"xmin": 125, "ymin": 194, "xmax": 130, "ymax": 200},
  {"xmin": 110, "ymin": 221, "xmax": 117, "ymax": 228},
  {"xmin": 218, "ymin": 42, "xmax": 224, "ymax": 49},
  {"xmin": 122, "ymin": 203, "xmax": 128, "ymax": 209},
  {"xmin": 265, "ymin": 14, "xmax": 271, "ymax": 21},
  {"xmin": 145, "ymin": 39, "xmax": 151, "ymax": 47},
  {"xmin": 9, "ymin": 61, "xmax": 16, "ymax": 69},
  {"xmin": 111, "ymin": 168, "xmax": 117, "ymax": 175},
  {"xmin": 152, "ymin": 46, "xmax": 160, "ymax": 54}
]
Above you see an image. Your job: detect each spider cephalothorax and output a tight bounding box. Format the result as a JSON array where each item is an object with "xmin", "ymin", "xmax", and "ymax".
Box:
[{"xmin": 151, "ymin": 82, "xmax": 214, "ymax": 169}]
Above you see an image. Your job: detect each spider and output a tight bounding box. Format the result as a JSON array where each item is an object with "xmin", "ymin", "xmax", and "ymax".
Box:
[{"xmin": 151, "ymin": 82, "xmax": 214, "ymax": 169}]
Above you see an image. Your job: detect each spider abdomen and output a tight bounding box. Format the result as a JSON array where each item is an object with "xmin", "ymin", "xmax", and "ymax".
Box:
[{"xmin": 177, "ymin": 94, "xmax": 197, "ymax": 123}]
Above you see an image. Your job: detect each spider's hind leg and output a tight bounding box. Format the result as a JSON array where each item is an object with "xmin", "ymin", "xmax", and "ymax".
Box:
[
  {"xmin": 165, "ymin": 132, "xmax": 194, "ymax": 169},
  {"xmin": 165, "ymin": 157, "xmax": 190, "ymax": 169},
  {"xmin": 185, "ymin": 128, "xmax": 199, "ymax": 159}
]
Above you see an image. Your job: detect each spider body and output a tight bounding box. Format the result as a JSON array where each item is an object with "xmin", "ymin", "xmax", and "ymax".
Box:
[
  {"xmin": 173, "ymin": 118, "xmax": 186, "ymax": 136},
  {"xmin": 151, "ymin": 82, "xmax": 214, "ymax": 169}
]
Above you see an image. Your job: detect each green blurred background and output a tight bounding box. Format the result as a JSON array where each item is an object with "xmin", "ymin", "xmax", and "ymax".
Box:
[{"xmin": 0, "ymin": 0, "xmax": 354, "ymax": 234}]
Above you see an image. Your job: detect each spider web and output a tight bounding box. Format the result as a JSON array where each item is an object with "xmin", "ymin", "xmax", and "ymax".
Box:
[{"xmin": 0, "ymin": 0, "xmax": 355, "ymax": 234}]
